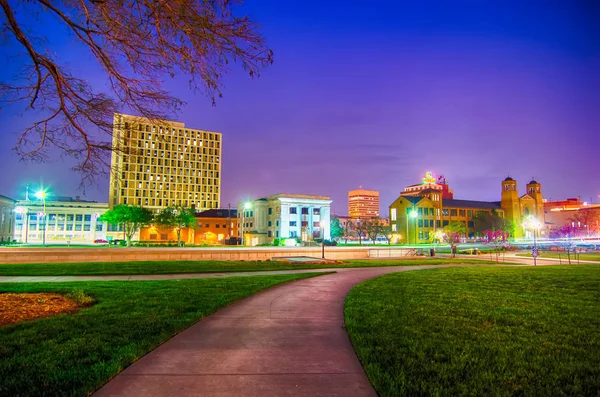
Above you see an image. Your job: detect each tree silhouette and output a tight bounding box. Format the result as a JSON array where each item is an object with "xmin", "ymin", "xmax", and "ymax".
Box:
[{"xmin": 1, "ymin": 0, "xmax": 273, "ymax": 182}]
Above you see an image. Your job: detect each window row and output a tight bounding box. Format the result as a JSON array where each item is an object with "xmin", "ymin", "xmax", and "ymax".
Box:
[
  {"xmin": 15, "ymin": 213, "xmax": 96, "ymax": 222},
  {"xmin": 123, "ymin": 123, "xmax": 220, "ymax": 142},
  {"xmin": 120, "ymin": 198, "xmax": 218, "ymax": 208},
  {"xmin": 123, "ymin": 175, "xmax": 219, "ymax": 187},
  {"xmin": 120, "ymin": 188, "xmax": 218, "ymax": 197},
  {"xmin": 289, "ymin": 207, "xmax": 321, "ymax": 215}
]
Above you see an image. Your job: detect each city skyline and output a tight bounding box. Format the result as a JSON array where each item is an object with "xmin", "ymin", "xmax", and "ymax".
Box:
[{"xmin": 1, "ymin": 1, "xmax": 598, "ymax": 213}]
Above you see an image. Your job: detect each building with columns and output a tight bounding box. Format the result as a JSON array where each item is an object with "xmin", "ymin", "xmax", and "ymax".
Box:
[
  {"xmin": 13, "ymin": 197, "xmax": 109, "ymax": 244},
  {"xmin": 0, "ymin": 195, "xmax": 16, "ymax": 242},
  {"xmin": 238, "ymin": 194, "xmax": 332, "ymax": 246}
]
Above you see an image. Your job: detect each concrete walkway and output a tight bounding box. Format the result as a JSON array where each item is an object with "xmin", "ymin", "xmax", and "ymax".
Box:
[
  {"xmin": 2, "ymin": 256, "xmax": 597, "ymax": 284},
  {"xmin": 94, "ymin": 265, "xmax": 449, "ymax": 397},
  {"xmin": 0, "ymin": 268, "xmax": 342, "ymax": 283}
]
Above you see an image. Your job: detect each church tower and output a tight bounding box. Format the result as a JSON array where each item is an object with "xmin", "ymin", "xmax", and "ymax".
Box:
[
  {"xmin": 501, "ymin": 176, "xmax": 522, "ymax": 238},
  {"xmin": 526, "ymin": 179, "xmax": 544, "ymax": 223}
]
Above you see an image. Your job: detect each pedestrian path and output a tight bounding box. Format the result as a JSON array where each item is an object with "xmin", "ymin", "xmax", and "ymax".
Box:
[
  {"xmin": 0, "ymin": 268, "xmax": 342, "ymax": 283},
  {"xmin": 93, "ymin": 265, "xmax": 450, "ymax": 397},
  {"xmin": 1, "ymin": 257, "xmax": 596, "ymax": 283}
]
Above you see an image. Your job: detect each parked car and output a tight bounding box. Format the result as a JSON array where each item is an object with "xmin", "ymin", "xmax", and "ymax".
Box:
[{"xmin": 94, "ymin": 239, "xmax": 109, "ymax": 244}]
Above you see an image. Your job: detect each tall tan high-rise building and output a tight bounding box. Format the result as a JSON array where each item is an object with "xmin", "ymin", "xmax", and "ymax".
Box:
[
  {"xmin": 109, "ymin": 113, "xmax": 221, "ymax": 211},
  {"xmin": 348, "ymin": 187, "xmax": 380, "ymax": 218}
]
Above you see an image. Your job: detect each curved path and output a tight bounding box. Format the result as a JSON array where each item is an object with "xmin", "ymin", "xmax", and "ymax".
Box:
[{"xmin": 94, "ymin": 265, "xmax": 451, "ymax": 396}]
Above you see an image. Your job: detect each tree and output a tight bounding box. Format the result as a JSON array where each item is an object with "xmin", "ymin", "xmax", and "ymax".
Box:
[
  {"xmin": 99, "ymin": 204, "xmax": 153, "ymax": 246},
  {"xmin": 568, "ymin": 210, "xmax": 597, "ymax": 237},
  {"xmin": 343, "ymin": 220, "xmax": 354, "ymax": 244},
  {"xmin": 443, "ymin": 221, "xmax": 466, "ymax": 258},
  {"xmin": 354, "ymin": 220, "xmax": 369, "ymax": 245},
  {"xmin": 366, "ymin": 217, "xmax": 385, "ymax": 244},
  {"xmin": 381, "ymin": 225, "xmax": 393, "ymax": 245},
  {"xmin": 550, "ymin": 224, "xmax": 578, "ymax": 264},
  {"xmin": 1, "ymin": 0, "xmax": 273, "ymax": 182},
  {"xmin": 153, "ymin": 206, "xmax": 198, "ymax": 246},
  {"xmin": 483, "ymin": 230, "xmax": 510, "ymax": 262},
  {"xmin": 330, "ymin": 217, "xmax": 344, "ymax": 242},
  {"xmin": 472, "ymin": 210, "xmax": 510, "ymax": 237}
]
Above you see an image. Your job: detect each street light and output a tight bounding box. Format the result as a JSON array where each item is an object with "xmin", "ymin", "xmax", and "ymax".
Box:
[
  {"xmin": 320, "ymin": 220, "xmax": 326, "ymax": 259},
  {"xmin": 34, "ymin": 189, "xmax": 48, "ymax": 247},
  {"xmin": 406, "ymin": 209, "xmax": 417, "ymax": 245},
  {"xmin": 523, "ymin": 215, "xmax": 541, "ymax": 266},
  {"xmin": 241, "ymin": 201, "xmax": 251, "ymax": 246}
]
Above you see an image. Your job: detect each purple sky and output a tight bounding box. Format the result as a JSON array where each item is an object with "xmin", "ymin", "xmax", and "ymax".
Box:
[{"xmin": 1, "ymin": 1, "xmax": 598, "ymax": 214}]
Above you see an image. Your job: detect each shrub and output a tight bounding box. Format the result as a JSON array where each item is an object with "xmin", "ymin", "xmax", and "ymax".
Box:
[{"xmin": 65, "ymin": 289, "xmax": 95, "ymax": 306}]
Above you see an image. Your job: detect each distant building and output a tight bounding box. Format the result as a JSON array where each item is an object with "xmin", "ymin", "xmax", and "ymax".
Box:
[
  {"xmin": 238, "ymin": 194, "xmax": 332, "ymax": 246},
  {"xmin": 194, "ymin": 208, "xmax": 238, "ymax": 245},
  {"xmin": 109, "ymin": 113, "xmax": 222, "ymax": 212},
  {"xmin": 0, "ymin": 195, "xmax": 16, "ymax": 242},
  {"xmin": 13, "ymin": 197, "xmax": 109, "ymax": 244},
  {"xmin": 401, "ymin": 172, "xmax": 454, "ymax": 200},
  {"xmin": 348, "ymin": 187, "xmax": 380, "ymax": 219},
  {"xmin": 388, "ymin": 173, "xmax": 544, "ymax": 243},
  {"xmin": 544, "ymin": 198, "xmax": 600, "ymax": 236},
  {"xmin": 139, "ymin": 208, "xmax": 238, "ymax": 245}
]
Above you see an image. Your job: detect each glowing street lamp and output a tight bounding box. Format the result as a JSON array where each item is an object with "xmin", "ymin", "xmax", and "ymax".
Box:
[
  {"xmin": 523, "ymin": 215, "xmax": 541, "ymax": 266},
  {"xmin": 406, "ymin": 208, "xmax": 417, "ymax": 245},
  {"xmin": 34, "ymin": 189, "xmax": 49, "ymax": 246},
  {"xmin": 320, "ymin": 220, "xmax": 326, "ymax": 259},
  {"xmin": 241, "ymin": 201, "xmax": 252, "ymax": 246}
]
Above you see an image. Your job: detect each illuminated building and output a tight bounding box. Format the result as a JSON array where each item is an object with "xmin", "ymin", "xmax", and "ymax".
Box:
[
  {"xmin": 13, "ymin": 197, "xmax": 109, "ymax": 244},
  {"xmin": 238, "ymin": 194, "xmax": 332, "ymax": 246},
  {"xmin": 348, "ymin": 187, "xmax": 380, "ymax": 218},
  {"xmin": 0, "ymin": 194, "xmax": 16, "ymax": 242},
  {"xmin": 544, "ymin": 198, "xmax": 600, "ymax": 236},
  {"xmin": 194, "ymin": 209, "xmax": 239, "ymax": 245},
  {"xmin": 388, "ymin": 173, "xmax": 545, "ymax": 243},
  {"xmin": 109, "ymin": 113, "xmax": 222, "ymax": 212},
  {"xmin": 139, "ymin": 208, "xmax": 239, "ymax": 245}
]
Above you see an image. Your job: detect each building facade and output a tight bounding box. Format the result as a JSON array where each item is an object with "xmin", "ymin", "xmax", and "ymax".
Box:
[
  {"xmin": 388, "ymin": 173, "xmax": 544, "ymax": 243},
  {"xmin": 0, "ymin": 195, "xmax": 16, "ymax": 242},
  {"xmin": 194, "ymin": 209, "xmax": 238, "ymax": 245},
  {"xmin": 13, "ymin": 198, "xmax": 109, "ymax": 244},
  {"xmin": 109, "ymin": 113, "xmax": 222, "ymax": 212},
  {"xmin": 544, "ymin": 198, "xmax": 600, "ymax": 237},
  {"xmin": 348, "ymin": 188, "xmax": 380, "ymax": 218},
  {"xmin": 238, "ymin": 194, "xmax": 332, "ymax": 246}
]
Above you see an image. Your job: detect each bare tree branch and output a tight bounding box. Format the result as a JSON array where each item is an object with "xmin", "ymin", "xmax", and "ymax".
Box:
[{"xmin": 0, "ymin": 0, "xmax": 273, "ymax": 183}]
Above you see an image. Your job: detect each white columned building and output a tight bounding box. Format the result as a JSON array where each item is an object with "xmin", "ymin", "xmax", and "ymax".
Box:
[
  {"xmin": 13, "ymin": 198, "xmax": 109, "ymax": 245},
  {"xmin": 238, "ymin": 194, "xmax": 332, "ymax": 246}
]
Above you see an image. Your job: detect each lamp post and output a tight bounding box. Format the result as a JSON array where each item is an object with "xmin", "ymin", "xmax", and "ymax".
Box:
[
  {"xmin": 524, "ymin": 215, "xmax": 541, "ymax": 266},
  {"xmin": 35, "ymin": 189, "xmax": 48, "ymax": 246},
  {"xmin": 407, "ymin": 209, "xmax": 417, "ymax": 245},
  {"xmin": 320, "ymin": 220, "xmax": 325, "ymax": 259},
  {"xmin": 241, "ymin": 201, "xmax": 251, "ymax": 246}
]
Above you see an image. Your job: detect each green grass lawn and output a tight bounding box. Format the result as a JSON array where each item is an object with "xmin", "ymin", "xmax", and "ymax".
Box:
[
  {"xmin": 0, "ymin": 273, "xmax": 323, "ymax": 396},
  {"xmin": 345, "ymin": 265, "xmax": 600, "ymax": 396},
  {"xmin": 517, "ymin": 252, "xmax": 600, "ymax": 262},
  {"xmin": 0, "ymin": 258, "xmax": 511, "ymax": 276}
]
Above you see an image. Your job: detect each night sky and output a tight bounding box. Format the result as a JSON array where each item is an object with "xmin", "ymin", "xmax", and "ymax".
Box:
[{"xmin": 1, "ymin": 1, "xmax": 598, "ymax": 214}]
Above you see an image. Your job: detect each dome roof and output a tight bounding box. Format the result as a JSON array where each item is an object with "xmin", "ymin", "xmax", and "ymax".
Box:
[
  {"xmin": 504, "ymin": 176, "xmax": 514, "ymax": 182},
  {"xmin": 529, "ymin": 179, "xmax": 539, "ymax": 185}
]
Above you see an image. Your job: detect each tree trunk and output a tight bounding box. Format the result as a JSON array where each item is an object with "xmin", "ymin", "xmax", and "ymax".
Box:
[{"xmin": 177, "ymin": 228, "xmax": 182, "ymax": 247}]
